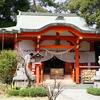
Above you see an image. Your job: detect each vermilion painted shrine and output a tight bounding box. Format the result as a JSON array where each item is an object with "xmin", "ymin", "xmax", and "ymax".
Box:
[{"xmin": 0, "ymin": 11, "xmax": 100, "ymax": 86}]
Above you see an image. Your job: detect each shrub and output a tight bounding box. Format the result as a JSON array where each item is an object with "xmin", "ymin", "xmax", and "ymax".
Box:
[
  {"xmin": 8, "ymin": 90, "xmax": 19, "ymax": 96},
  {"xmin": 87, "ymin": 87, "xmax": 100, "ymax": 96},
  {"xmin": 0, "ymin": 50, "xmax": 18, "ymax": 84},
  {"xmin": 8, "ymin": 87, "xmax": 47, "ymax": 97},
  {"xmin": 29, "ymin": 87, "xmax": 47, "ymax": 97},
  {"xmin": 12, "ymin": 86, "xmax": 21, "ymax": 90},
  {"xmin": 19, "ymin": 88, "xmax": 30, "ymax": 97},
  {"xmin": 0, "ymin": 83, "xmax": 10, "ymax": 94}
]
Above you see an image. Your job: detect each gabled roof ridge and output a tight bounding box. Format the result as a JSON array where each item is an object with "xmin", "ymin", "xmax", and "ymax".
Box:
[{"xmin": 18, "ymin": 10, "xmax": 77, "ymax": 17}]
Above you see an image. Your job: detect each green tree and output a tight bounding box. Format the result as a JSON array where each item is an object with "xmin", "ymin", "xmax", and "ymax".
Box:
[
  {"xmin": 54, "ymin": 1, "xmax": 71, "ymax": 13},
  {"xmin": 67, "ymin": 0, "xmax": 100, "ymax": 28},
  {"xmin": 0, "ymin": 50, "xmax": 18, "ymax": 84},
  {"xmin": 67, "ymin": 0, "xmax": 81, "ymax": 13},
  {"xmin": 0, "ymin": 0, "xmax": 30, "ymax": 28},
  {"xmin": 30, "ymin": 5, "xmax": 48, "ymax": 12},
  {"xmin": 0, "ymin": 0, "xmax": 5, "ymax": 7},
  {"xmin": 30, "ymin": 0, "xmax": 71, "ymax": 13},
  {"xmin": 30, "ymin": 0, "xmax": 59, "ymax": 12}
]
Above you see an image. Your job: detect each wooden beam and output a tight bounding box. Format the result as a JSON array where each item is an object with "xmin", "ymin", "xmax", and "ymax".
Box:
[
  {"xmin": 40, "ymin": 45, "xmax": 75, "ymax": 49},
  {"xmin": 79, "ymin": 66, "xmax": 100, "ymax": 68},
  {"xmin": 22, "ymin": 26, "xmax": 98, "ymax": 38}
]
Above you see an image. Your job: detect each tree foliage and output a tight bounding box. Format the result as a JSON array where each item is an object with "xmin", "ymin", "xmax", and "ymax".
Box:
[
  {"xmin": 30, "ymin": 0, "xmax": 71, "ymax": 13},
  {"xmin": 30, "ymin": 5, "xmax": 48, "ymax": 12},
  {"xmin": 67, "ymin": 0, "xmax": 81, "ymax": 13},
  {"xmin": 67, "ymin": 0, "xmax": 100, "ymax": 28},
  {"xmin": 0, "ymin": 0, "xmax": 30, "ymax": 28},
  {"xmin": 0, "ymin": 50, "xmax": 18, "ymax": 84},
  {"xmin": 30, "ymin": 0, "xmax": 57, "ymax": 12},
  {"xmin": 54, "ymin": 1, "xmax": 69, "ymax": 13},
  {"xmin": 0, "ymin": 0, "xmax": 5, "ymax": 7}
]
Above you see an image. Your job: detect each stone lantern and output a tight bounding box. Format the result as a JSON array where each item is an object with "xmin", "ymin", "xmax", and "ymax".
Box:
[
  {"xmin": 98, "ymin": 56, "xmax": 100, "ymax": 66},
  {"xmin": 92, "ymin": 56, "xmax": 100, "ymax": 88},
  {"xmin": 33, "ymin": 53, "xmax": 43, "ymax": 87},
  {"xmin": 33, "ymin": 53, "xmax": 43, "ymax": 63}
]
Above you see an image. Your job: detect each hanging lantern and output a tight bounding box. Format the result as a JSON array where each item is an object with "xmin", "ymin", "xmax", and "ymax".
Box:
[
  {"xmin": 55, "ymin": 38, "xmax": 60, "ymax": 45},
  {"xmin": 33, "ymin": 53, "xmax": 44, "ymax": 62}
]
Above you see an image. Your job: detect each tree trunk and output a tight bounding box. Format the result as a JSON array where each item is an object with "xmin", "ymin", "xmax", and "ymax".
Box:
[
  {"xmin": 33, "ymin": 0, "xmax": 36, "ymax": 7},
  {"xmin": 24, "ymin": 66, "xmax": 32, "ymax": 88}
]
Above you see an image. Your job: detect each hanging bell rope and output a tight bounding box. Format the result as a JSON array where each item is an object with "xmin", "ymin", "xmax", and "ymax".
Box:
[{"xmin": 42, "ymin": 47, "xmax": 74, "ymax": 55}]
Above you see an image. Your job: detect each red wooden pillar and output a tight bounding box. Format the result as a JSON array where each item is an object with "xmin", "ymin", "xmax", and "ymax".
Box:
[
  {"xmin": 14, "ymin": 40, "xmax": 18, "ymax": 50},
  {"xmin": 33, "ymin": 52, "xmax": 43, "ymax": 87},
  {"xmin": 75, "ymin": 46, "xmax": 80, "ymax": 83},
  {"xmin": 14, "ymin": 33, "xmax": 18, "ymax": 50},
  {"xmin": 40, "ymin": 69, "xmax": 43, "ymax": 83},
  {"xmin": 36, "ymin": 36, "xmax": 41, "ymax": 52},
  {"xmin": 90, "ymin": 41, "xmax": 94, "ymax": 51},
  {"xmin": 35, "ymin": 36, "xmax": 41, "ymax": 87},
  {"xmin": 35, "ymin": 63, "xmax": 40, "ymax": 87},
  {"xmin": 41, "ymin": 62, "xmax": 44, "ymax": 82},
  {"xmin": 72, "ymin": 69, "xmax": 75, "ymax": 82}
]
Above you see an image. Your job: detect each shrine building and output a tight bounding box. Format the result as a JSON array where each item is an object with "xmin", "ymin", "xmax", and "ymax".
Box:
[{"xmin": 0, "ymin": 11, "xmax": 100, "ymax": 85}]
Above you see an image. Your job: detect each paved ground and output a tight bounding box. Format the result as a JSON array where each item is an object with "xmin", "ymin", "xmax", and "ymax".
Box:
[
  {"xmin": 57, "ymin": 89, "xmax": 100, "ymax": 100},
  {"xmin": 57, "ymin": 93, "xmax": 72, "ymax": 100}
]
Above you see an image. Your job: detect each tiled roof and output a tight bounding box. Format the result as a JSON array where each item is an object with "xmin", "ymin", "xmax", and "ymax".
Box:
[{"xmin": 0, "ymin": 11, "xmax": 98, "ymax": 34}]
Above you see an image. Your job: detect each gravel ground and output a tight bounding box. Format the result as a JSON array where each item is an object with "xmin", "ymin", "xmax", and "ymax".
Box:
[{"xmin": 0, "ymin": 94, "xmax": 48, "ymax": 100}]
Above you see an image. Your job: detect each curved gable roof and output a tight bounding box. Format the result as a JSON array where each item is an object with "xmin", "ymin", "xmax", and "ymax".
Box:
[{"xmin": 0, "ymin": 11, "xmax": 98, "ymax": 34}]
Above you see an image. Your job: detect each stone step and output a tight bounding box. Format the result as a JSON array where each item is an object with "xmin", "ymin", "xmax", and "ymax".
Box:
[{"xmin": 43, "ymin": 75, "xmax": 75, "ymax": 85}]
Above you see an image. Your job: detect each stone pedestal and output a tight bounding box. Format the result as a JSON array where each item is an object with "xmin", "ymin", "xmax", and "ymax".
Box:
[
  {"xmin": 92, "ymin": 68, "xmax": 100, "ymax": 88},
  {"xmin": 13, "ymin": 63, "xmax": 35, "ymax": 88}
]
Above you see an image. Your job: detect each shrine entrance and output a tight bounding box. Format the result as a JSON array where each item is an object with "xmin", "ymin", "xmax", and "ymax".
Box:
[
  {"xmin": 94, "ymin": 41, "xmax": 100, "ymax": 66},
  {"xmin": 0, "ymin": 38, "xmax": 14, "ymax": 50},
  {"xmin": 44, "ymin": 56, "xmax": 65, "ymax": 75}
]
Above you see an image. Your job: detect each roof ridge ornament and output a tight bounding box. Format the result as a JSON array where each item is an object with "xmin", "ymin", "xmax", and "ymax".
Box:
[
  {"xmin": 1, "ymin": 29, "xmax": 6, "ymax": 33},
  {"xmin": 18, "ymin": 10, "xmax": 21, "ymax": 16},
  {"xmin": 56, "ymin": 15, "xmax": 65, "ymax": 20}
]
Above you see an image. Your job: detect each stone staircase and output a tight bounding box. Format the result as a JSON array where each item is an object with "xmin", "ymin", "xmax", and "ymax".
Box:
[{"xmin": 43, "ymin": 75, "xmax": 76, "ymax": 85}]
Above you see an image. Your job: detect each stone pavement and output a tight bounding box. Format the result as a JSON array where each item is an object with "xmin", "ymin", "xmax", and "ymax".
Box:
[
  {"xmin": 57, "ymin": 93, "xmax": 72, "ymax": 100},
  {"xmin": 57, "ymin": 89, "xmax": 100, "ymax": 100}
]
